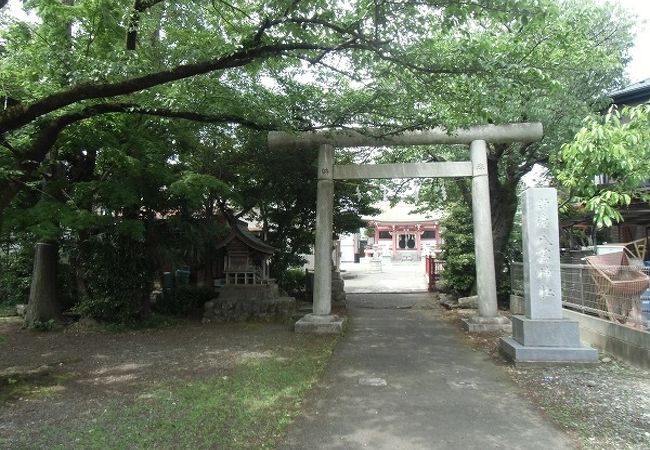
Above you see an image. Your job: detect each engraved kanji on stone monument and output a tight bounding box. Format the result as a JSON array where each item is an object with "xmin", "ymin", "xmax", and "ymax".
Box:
[
  {"xmin": 521, "ymin": 188, "xmax": 563, "ymax": 319},
  {"xmin": 499, "ymin": 187, "xmax": 598, "ymax": 364}
]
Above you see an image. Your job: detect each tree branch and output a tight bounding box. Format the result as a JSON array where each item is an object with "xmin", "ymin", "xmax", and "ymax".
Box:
[
  {"xmin": 0, "ymin": 40, "xmax": 373, "ymax": 134},
  {"xmin": 0, "ymin": 103, "xmax": 279, "ymax": 215},
  {"xmin": 126, "ymin": 0, "xmax": 166, "ymax": 50}
]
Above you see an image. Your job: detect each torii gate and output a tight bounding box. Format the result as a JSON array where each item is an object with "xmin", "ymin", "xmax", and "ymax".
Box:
[{"xmin": 268, "ymin": 123, "xmax": 544, "ymax": 333}]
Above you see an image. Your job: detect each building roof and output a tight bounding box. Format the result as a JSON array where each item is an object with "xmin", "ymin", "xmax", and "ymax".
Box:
[
  {"xmin": 363, "ymin": 201, "xmax": 442, "ymax": 224},
  {"xmin": 608, "ymin": 78, "xmax": 650, "ymax": 106},
  {"xmin": 215, "ymin": 219, "xmax": 276, "ymax": 254}
]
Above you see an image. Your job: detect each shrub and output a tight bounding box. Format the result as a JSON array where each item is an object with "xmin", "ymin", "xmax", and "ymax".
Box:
[
  {"xmin": 155, "ymin": 285, "xmax": 217, "ymax": 317},
  {"xmin": 72, "ymin": 233, "xmax": 152, "ymax": 323},
  {"xmin": 0, "ymin": 246, "xmax": 33, "ymax": 306},
  {"xmin": 277, "ymin": 268, "xmax": 307, "ymax": 300},
  {"xmin": 439, "ymin": 203, "xmax": 476, "ymax": 296},
  {"xmin": 29, "ymin": 319, "xmax": 61, "ymax": 332},
  {"xmin": 103, "ymin": 313, "xmax": 178, "ymax": 332}
]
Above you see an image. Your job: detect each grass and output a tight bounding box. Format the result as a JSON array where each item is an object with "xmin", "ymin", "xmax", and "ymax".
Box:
[
  {"xmin": 102, "ymin": 313, "xmax": 179, "ymax": 333},
  {"xmin": 0, "ymin": 371, "xmax": 76, "ymax": 404},
  {"xmin": 12, "ymin": 334, "xmax": 338, "ymax": 449},
  {"xmin": 0, "ymin": 304, "xmax": 16, "ymax": 317}
]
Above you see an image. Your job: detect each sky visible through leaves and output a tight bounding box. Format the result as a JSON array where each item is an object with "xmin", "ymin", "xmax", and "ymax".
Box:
[
  {"xmin": 615, "ymin": 0, "xmax": 650, "ymax": 81},
  {"xmin": 3, "ymin": 0, "xmax": 650, "ymax": 82}
]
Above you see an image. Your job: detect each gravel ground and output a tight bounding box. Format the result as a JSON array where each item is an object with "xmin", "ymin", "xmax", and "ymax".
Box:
[{"xmin": 441, "ymin": 306, "xmax": 650, "ymax": 450}]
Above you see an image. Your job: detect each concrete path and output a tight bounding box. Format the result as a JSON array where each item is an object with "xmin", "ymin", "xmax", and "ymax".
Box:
[
  {"xmin": 340, "ymin": 261, "xmax": 429, "ymax": 293},
  {"xmin": 281, "ymin": 293, "xmax": 573, "ymax": 450}
]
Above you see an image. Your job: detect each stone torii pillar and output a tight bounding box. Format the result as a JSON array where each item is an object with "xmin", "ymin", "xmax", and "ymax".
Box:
[
  {"xmin": 268, "ymin": 123, "xmax": 543, "ymax": 334},
  {"xmin": 461, "ymin": 140, "xmax": 511, "ymax": 332},
  {"xmin": 313, "ymin": 144, "xmax": 335, "ymax": 316}
]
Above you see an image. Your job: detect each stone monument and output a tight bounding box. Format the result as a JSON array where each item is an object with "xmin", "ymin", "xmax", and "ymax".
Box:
[
  {"xmin": 331, "ymin": 266, "xmax": 347, "ymax": 304},
  {"xmin": 369, "ymin": 243, "xmax": 382, "ymax": 273},
  {"xmin": 500, "ymin": 188, "xmax": 598, "ymax": 364}
]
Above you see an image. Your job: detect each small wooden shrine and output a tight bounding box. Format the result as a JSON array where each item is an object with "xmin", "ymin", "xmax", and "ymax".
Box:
[
  {"xmin": 203, "ymin": 219, "xmax": 295, "ymax": 323},
  {"xmin": 215, "ymin": 220, "xmax": 275, "ymax": 285}
]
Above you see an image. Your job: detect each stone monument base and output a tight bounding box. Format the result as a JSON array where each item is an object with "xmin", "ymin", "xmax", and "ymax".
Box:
[
  {"xmin": 499, "ymin": 337, "xmax": 598, "ymax": 365},
  {"xmin": 331, "ymin": 269, "xmax": 346, "ymax": 305},
  {"xmin": 202, "ymin": 283, "xmax": 295, "ymax": 322},
  {"xmin": 499, "ymin": 316, "xmax": 598, "ymax": 365},
  {"xmin": 295, "ymin": 313, "xmax": 345, "ymax": 334},
  {"xmin": 369, "ymin": 259, "xmax": 382, "ymax": 273},
  {"xmin": 462, "ymin": 315, "xmax": 512, "ymax": 332}
]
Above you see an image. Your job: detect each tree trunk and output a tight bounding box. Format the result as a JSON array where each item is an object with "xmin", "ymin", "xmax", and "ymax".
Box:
[
  {"xmin": 491, "ymin": 184, "xmax": 518, "ymax": 284},
  {"xmin": 487, "ymin": 155, "xmax": 520, "ymax": 305},
  {"xmin": 25, "ymin": 242, "xmax": 62, "ymax": 325}
]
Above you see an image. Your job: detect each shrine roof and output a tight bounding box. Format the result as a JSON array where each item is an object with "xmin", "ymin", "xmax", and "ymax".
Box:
[
  {"xmin": 363, "ymin": 202, "xmax": 442, "ymax": 224},
  {"xmin": 215, "ymin": 219, "xmax": 276, "ymax": 254},
  {"xmin": 608, "ymin": 78, "xmax": 650, "ymax": 106}
]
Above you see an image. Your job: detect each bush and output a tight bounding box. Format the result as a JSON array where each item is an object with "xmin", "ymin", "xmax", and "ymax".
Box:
[
  {"xmin": 277, "ymin": 268, "xmax": 307, "ymax": 300},
  {"xmin": 155, "ymin": 286, "xmax": 216, "ymax": 317},
  {"xmin": 439, "ymin": 203, "xmax": 476, "ymax": 296},
  {"xmin": 0, "ymin": 246, "xmax": 33, "ymax": 306},
  {"xmin": 29, "ymin": 319, "xmax": 61, "ymax": 332},
  {"xmin": 103, "ymin": 313, "xmax": 178, "ymax": 333},
  {"xmin": 72, "ymin": 233, "xmax": 152, "ymax": 323}
]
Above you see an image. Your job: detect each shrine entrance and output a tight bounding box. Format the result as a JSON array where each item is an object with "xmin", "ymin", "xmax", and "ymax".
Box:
[
  {"xmin": 366, "ymin": 207, "xmax": 442, "ymax": 262},
  {"xmin": 268, "ymin": 123, "xmax": 543, "ymax": 333}
]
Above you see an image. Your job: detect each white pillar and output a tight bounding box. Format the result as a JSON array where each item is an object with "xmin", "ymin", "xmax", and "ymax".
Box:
[
  {"xmin": 313, "ymin": 144, "xmax": 334, "ymax": 316},
  {"xmin": 470, "ymin": 140, "xmax": 498, "ymax": 318}
]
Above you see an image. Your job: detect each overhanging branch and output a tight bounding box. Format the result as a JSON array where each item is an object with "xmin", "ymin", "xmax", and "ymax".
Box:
[
  {"xmin": 25, "ymin": 102, "xmax": 276, "ymax": 161},
  {"xmin": 0, "ymin": 103, "xmax": 279, "ymax": 215},
  {"xmin": 0, "ymin": 38, "xmax": 375, "ymax": 135}
]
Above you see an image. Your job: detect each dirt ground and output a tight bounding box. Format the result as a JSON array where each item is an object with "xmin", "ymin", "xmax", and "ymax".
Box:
[
  {"xmin": 0, "ymin": 316, "xmax": 318, "ymax": 447},
  {"xmin": 440, "ymin": 307, "xmax": 650, "ymax": 450},
  {"xmin": 3, "ymin": 303, "xmax": 650, "ymax": 449}
]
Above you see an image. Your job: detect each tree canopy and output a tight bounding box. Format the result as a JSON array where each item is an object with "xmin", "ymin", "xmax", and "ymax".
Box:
[
  {"xmin": 0, "ymin": 0, "xmax": 637, "ymax": 320},
  {"xmin": 371, "ymin": 0, "xmax": 633, "ymax": 296},
  {"xmin": 555, "ymin": 104, "xmax": 650, "ymax": 228}
]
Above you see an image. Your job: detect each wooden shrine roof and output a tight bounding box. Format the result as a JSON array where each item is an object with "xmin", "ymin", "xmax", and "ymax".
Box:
[{"xmin": 215, "ymin": 219, "xmax": 276, "ymax": 255}]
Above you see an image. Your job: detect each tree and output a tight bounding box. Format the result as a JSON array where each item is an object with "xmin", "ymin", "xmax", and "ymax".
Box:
[
  {"xmin": 439, "ymin": 202, "xmax": 475, "ymax": 296},
  {"xmin": 555, "ymin": 104, "xmax": 650, "ymax": 228},
  {"xmin": 0, "ymin": 0, "xmax": 393, "ymax": 323},
  {"xmin": 372, "ymin": 0, "xmax": 633, "ymax": 299},
  {"xmin": 0, "ymin": 0, "xmax": 383, "ymax": 219},
  {"xmin": 3, "ymin": 0, "xmax": 606, "ymax": 220},
  {"xmin": 0, "ymin": 0, "xmax": 634, "ymax": 320}
]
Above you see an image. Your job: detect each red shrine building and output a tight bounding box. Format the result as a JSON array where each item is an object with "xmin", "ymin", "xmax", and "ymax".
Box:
[{"xmin": 363, "ymin": 203, "xmax": 443, "ymax": 261}]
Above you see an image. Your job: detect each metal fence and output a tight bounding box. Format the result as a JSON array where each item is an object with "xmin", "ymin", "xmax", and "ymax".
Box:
[{"xmin": 511, "ymin": 261, "xmax": 650, "ymax": 330}]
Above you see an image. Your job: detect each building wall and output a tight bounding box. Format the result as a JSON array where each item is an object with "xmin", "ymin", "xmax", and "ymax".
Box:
[{"xmin": 340, "ymin": 233, "xmax": 359, "ymax": 262}]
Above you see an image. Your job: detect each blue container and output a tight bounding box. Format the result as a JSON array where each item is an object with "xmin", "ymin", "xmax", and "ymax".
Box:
[
  {"xmin": 162, "ymin": 271, "xmax": 175, "ymax": 289},
  {"xmin": 175, "ymin": 268, "xmax": 191, "ymax": 286}
]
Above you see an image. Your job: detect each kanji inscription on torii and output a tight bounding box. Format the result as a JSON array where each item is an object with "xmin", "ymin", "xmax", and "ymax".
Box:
[{"xmin": 521, "ymin": 188, "xmax": 563, "ymax": 320}]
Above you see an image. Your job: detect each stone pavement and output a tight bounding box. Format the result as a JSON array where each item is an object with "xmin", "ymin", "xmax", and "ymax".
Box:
[
  {"xmin": 340, "ymin": 260, "xmax": 429, "ymax": 293},
  {"xmin": 281, "ymin": 292, "xmax": 573, "ymax": 449}
]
